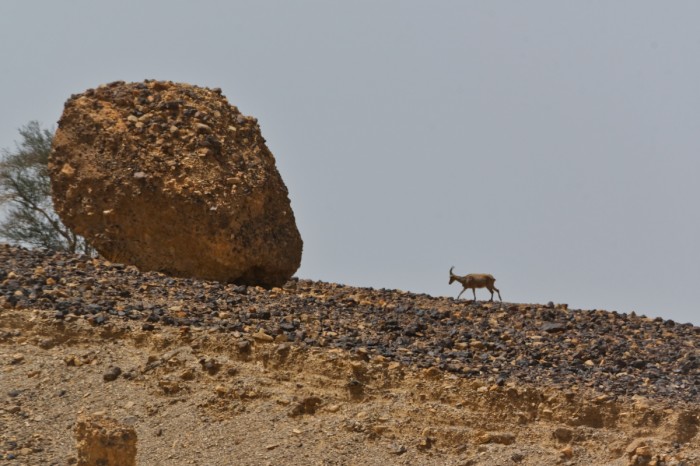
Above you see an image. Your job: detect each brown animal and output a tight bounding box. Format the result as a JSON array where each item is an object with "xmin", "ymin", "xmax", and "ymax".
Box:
[{"xmin": 449, "ymin": 266, "xmax": 502, "ymax": 302}]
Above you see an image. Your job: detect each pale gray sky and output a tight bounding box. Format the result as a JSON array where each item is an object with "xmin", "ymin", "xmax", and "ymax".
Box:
[{"xmin": 1, "ymin": 1, "xmax": 698, "ymax": 324}]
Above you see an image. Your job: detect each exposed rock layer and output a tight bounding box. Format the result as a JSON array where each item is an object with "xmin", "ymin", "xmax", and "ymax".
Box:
[
  {"xmin": 75, "ymin": 415, "xmax": 137, "ymax": 466},
  {"xmin": 49, "ymin": 80, "xmax": 302, "ymax": 287}
]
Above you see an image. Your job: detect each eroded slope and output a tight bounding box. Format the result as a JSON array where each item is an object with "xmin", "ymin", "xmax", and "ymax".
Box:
[{"xmin": 1, "ymin": 244, "xmax": 698, "ymax": 465}]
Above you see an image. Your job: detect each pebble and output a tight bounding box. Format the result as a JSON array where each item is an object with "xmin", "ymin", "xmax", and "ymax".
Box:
[
  {"xmin": 103, "ymin": 366, "xmax": 122, "ymax": 382},
  {"xmin": 252, "ymin": 331, "xmax": 273, "ymax": 342},
  {"xmin": 560, "ymin": 445, "xmax": 574, "ymax": 458},
  {"xmin": 541, "ymin": 322, "xmax": 567, "ymax": 333},
  {"xmin": 477, "ymin": 432, "xmax": 515, "ymax": 445},
  {"xmin": 288, "ymin": 396, "xmax": 323, "ymax": 417},
  {"xmin": 214, "ymin": 385, "xmax": 228, "ymax": 396},
  {"xmin": 195, "ymin": 123, "xmax": 212, "ymax": 134},
  {"xmin": 635, "ymin": 445, "xmax": 652, "ymax": 457},
  {"xmin": 180, "ymin": 368, "xmax": 196, "ymax": 381},
  {"xmin": 326, "ymin": 404, "xmax": 340, "ymax": 413},
  {"xmin": 625, "ymin": 439, "xmax": 647, "ymax": 456},
  {"xmin": 199, "ymin": 358, "xmax": 221, "ymax": 374},
  {"xmin": 237, "ymin": 340, "xmax": 251, "ymax": 353},
  {"xmin": 552, "ymin": 427, "xmax": 573, "ymax": 443},
  {"xmin": 389, "ymin": 444, "xmax": 407, "ymax": 455}
]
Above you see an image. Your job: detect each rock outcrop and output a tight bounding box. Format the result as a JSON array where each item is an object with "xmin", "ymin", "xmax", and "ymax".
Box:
[
  {"xmin": 75, "ymin": 415, "xmax": 137, "ymax": 466},
  {"xmin": 49, "ymin": 80, "xmax": 302, "ymax": 287}
]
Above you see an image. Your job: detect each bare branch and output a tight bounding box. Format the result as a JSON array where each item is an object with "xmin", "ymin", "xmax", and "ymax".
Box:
[{"xmin": 0, "ymin": 121, "xmax": 95, "ymax": 256}]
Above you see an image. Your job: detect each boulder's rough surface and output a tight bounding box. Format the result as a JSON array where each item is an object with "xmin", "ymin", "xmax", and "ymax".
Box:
[
  {"xmin": 75, "ymin": 415, "xmax": 137, "ymax": 466},
  {"xmin": 49, "ymin": 80, "xmax": 302, "ymax": 287}
]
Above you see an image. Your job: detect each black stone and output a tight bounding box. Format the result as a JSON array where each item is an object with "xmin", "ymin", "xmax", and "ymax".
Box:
[
  {"xmin": 103, "ymin": 366, "xmax": 122, "ymax": 382},
  {"xmin": 541, "ymin": 322, "xmax": 567, "ymax": 333}
]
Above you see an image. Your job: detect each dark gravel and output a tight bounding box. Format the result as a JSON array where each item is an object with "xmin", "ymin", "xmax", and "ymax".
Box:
[{"xmin": 1, "ymin": 244, "xmax": 698, "ymax": 402}]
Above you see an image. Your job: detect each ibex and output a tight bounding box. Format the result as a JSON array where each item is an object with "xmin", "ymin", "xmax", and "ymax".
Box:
[{"xmin": 449, "ymin": 266, "xmax": 502, "ymax": 302}]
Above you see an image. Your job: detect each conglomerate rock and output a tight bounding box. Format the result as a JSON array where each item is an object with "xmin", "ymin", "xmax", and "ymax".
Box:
[{"xmin": 49, "ymin": 80, "xmax": 302, "ymax": 287}]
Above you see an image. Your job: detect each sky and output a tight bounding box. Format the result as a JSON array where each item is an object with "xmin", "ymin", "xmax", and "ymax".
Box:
[{"xmin": 1, "ymin": 1, "xmax": 698, "ymax": 324}]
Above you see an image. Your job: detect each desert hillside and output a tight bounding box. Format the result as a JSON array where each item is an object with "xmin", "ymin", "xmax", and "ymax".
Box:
[{"xmin": 1, "ymin": 244, "xmax": 698, "ymax": 465}]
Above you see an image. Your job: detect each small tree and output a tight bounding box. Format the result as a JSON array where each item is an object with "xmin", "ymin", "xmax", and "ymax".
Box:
[{"xmin": 0, "ymin": 121, "xmax": 93, "ymax": 255}]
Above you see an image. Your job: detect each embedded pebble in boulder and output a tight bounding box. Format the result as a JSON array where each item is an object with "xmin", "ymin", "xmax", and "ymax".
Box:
[{"xmin": 49, "ymin": 80, "xmax": 302, "ymax": 287}]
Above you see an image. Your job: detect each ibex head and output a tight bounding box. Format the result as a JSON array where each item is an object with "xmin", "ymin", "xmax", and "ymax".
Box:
[{"xmin": 449, "ymin": 266, "xmax": 457, "ymax": 284}]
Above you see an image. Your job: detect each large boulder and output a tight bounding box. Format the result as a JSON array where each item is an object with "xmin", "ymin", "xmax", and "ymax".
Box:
[{"xmin": 50, "ymin": 80, "xmax": 302, "ymax": 287}]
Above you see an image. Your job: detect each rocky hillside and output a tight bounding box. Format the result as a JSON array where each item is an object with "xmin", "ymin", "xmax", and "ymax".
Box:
[{"xmin": 1, "ymin": 244, "xmax": 698, "ymax": 465}]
